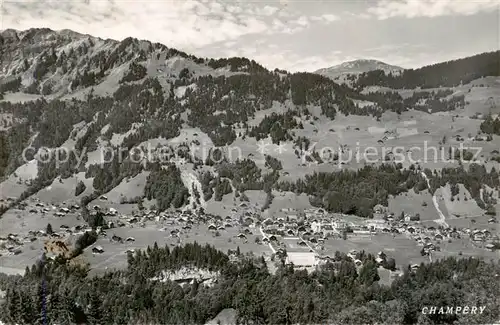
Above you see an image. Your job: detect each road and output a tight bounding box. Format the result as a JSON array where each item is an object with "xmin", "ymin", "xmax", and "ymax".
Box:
[
  {"xmin": 258, "ymin": 227, "xmax": 276, "ymax": 254},
  {"xmin": 421, "ymin": 171, "xmax": 449, "ymax": 228}
]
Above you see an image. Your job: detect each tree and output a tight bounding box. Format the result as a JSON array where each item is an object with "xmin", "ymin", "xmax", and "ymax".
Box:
[
  {"xmin": 46, "ymin": 223, "xmax": 53, "ymax": 235},
  {"xmin": 75, "ymin": 180, "xmax": 86, "ymax": 196},
  {"xmin": 384, "ymin": 258, "xmax": 396, "ymax": 271},
  {"xmin": 358, "ymin": 260, "xmax": 380, "ymax": 286}
]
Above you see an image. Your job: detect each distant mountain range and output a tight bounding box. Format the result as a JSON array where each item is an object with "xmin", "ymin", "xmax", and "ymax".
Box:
[{"xmin": 314, "ymin": 59, "xmax": 404, "ymax": 81}]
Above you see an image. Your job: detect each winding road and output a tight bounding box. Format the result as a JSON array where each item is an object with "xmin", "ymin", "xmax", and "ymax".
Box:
[{"xmin": 421, "ymin": 171, "xmax": 449, "ymax": 228}]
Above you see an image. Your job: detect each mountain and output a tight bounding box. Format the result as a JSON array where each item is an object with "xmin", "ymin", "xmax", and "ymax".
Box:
[
  {"xmin": 353, "ymin": 51, "xmax": 500, "ymax": 90},
  {"xmin": 0, "ymin": 28, "xmax": 498, "ymax": 218},
  {"xmin": 314, "ymin": 59, "xmax": 404, "ymax": 81}
]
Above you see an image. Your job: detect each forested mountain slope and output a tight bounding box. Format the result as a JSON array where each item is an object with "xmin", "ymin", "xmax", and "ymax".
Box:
[{"xmin": 0, "ymin": 28, "xmax": 499, "ymax": 218}]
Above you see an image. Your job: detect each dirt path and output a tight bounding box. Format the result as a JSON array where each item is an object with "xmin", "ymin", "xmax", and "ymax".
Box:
[{"xmin": 421, "ymin": 171, "xmax": 449, "ymax": 228}]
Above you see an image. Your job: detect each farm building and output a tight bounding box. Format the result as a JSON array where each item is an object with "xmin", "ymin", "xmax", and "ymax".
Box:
[{"xmin": 285, "ymin": 252, "xmax": 317, "ymax": 268}]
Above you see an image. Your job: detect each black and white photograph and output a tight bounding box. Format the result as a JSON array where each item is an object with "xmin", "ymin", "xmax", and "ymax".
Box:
[{"xmin": 0, "ymin": 0, "xmax": 499, "ymax": 324}]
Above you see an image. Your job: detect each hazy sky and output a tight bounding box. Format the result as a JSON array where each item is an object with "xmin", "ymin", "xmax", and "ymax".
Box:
[{"xmin": 1, "ymin": 0, "xmax": 499, "ymax": 72}]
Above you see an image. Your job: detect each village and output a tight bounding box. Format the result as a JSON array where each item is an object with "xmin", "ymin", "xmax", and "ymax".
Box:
[{"xmin": 1, "ymin": 194, "xmax": 498, "ymax": 281}]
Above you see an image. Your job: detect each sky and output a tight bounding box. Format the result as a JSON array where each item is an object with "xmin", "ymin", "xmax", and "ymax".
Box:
[{"xmin": 1, "ymin": 0, "xmax": 499, "ymax": 72}]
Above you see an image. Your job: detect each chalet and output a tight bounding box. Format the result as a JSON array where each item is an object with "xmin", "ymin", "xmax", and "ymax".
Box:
[
  {"xmin": 262, "ymin": 237, "xmax": 270, "ymax": 243},
  {"xmin": 126, "ymin": 237, "xmax": 135, "ymax": 242},
  {"xmin": 263, "ymin": 218, "xmax": 273, "ymax": 226},
  {"xmin": 485, "ymin": 243, "xmax": 496, "ymax": 251},
  {"xmin": 243, "ymin": 228, "xmax": 253, "ymax": 235},
  {"xmin": 482, "ymin": 229, "xmax": 491, "ymax": 237},
  {"xmin": 59, "ymin": 207, "xmax": 70, "ymax": 213},
  {"xmin": 286, "ymin": 229, "xmax": 295, "ymax": 236},
  {"xmin": 473, "ymin": 233, "xmax": 485, "ymax": 242},
  {"xmin": 348, "ymin": 250, "xmax": 358, "ymax": 259},
  {"xmin": 111, "ymin": 235, "xmax": 123, "ymax": 243},
  {"xmin": 128, "ymin": 217, "xmax": 139, "ymax": 224},
  {"xmin": 207, "ymin": 224, "xmax": 217, "ymax": 232},
  {"xmin": 268, "ymin": 235, "xmax": 278, "ymax": 242},
  {"xmin": 92, "ymin": 246, "xmax": 104, "ymax": 254},
  {"xmin": 243, "ymin": 217, "xmax": 254, "ymax": 225},
  {"xmin": 237, "ymin": 233, "xmax": 247, "ymax": 239},
  {"xmin": 29, "ymin": 208, "xmax": 37, "ymax": 213}
]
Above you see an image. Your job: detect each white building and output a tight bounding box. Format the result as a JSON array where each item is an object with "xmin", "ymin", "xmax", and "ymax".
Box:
[{"xmin": 285, "ymin": 252, "xmax": 317, "ymax": 268}]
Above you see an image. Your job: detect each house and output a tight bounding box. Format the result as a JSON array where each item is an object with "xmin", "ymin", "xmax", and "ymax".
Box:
[
  {"xmin": 111, "ymin": 235, "xmax": 123, "ymax": 243},
  {"xmin": 92, "ymin": 246, "xmax": 104, "ymax": 254},
  {"xmin": 485, "ymin": 243, "xmax": 496, "ymax": 251},
  {"xmin": 297, "ymin": 240, "xmax": 307, "ymax": 247},
  {"xmin": 237, "ymin": 233, "xmax": 247, "ymax": 239},
  {"xmin": 126, "ymin": 237, "xmax": 135, "ymax": 242}
]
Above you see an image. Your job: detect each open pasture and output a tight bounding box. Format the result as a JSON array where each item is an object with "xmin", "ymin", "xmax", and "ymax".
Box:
[{"xmin": 321, "ymin": 234, "xmax": 428, "ymax": 268}]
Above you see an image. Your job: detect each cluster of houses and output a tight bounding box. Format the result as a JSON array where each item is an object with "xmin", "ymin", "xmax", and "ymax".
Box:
[{"xmin": 2, "ymin": 196, "xmax": 498, "ymax": 267}]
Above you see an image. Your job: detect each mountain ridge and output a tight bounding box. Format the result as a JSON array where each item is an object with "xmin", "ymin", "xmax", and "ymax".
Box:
[{"xmin": 314, "ymin": 59, "xmax": 404, "ymax": 81}]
